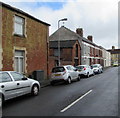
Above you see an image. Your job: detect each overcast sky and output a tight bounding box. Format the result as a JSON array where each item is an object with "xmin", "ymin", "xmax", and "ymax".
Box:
[{"xmin": 1, "ymin": 0, "xmax": 119, "ymax": 49}]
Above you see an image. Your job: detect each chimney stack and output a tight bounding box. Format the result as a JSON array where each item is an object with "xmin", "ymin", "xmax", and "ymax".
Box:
[
  {"xmin": 112, "ymin": 46, "xmax": 115, "ymax": 50},
  {"xmin": 76, "ymin": 28, "xmax": 83, "ymax": 37},
  {"xmin": 87, "ymin": 35, "xmax": 93, "ymax": 42}
]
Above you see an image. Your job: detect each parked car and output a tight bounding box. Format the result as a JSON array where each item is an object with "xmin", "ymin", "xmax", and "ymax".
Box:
[
  {"xmin": 75, "ymin": 65, "xmax": 94, "ymax": 78},
  {"xmin": 50, "ymin": 65, "xmax": 81, "ymax": 85},
  {"xmin": 113, "ymin": 62, "xmax": 118, "ymax": 67},
  {"xmin": 0, "ymin": 71, "xmax": 40, "ymax": 103},
  {"xmin": 91, "ymin": 64, "xmax": 103, "ymax": 74}
]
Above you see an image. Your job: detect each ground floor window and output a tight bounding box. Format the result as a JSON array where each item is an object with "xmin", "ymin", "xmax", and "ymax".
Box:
[{"xmin": 14, "ymin": 50, "xmax": 25, "ymax": 73}]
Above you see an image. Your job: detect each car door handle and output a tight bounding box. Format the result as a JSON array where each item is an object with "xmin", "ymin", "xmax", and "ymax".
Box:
[
  {"xmin": 1, "ymin": 85, "xmax": 4, "ymax": 88},
  {"xmin": 17, "ymin": 83, "xmax": 20, "ymax": 85}
]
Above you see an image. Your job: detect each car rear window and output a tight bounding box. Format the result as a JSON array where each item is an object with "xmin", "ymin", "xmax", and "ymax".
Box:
[
  {"xmin": 91, "ymin": 65, "xmax": 98, "ymax": 68},
  {"xmin": 52, "ymin": 67, "xmax": 65, "ymax": 73},
  {"xmin": 76, "ymin": 66, "xmax": 84, "ymax": 70}
]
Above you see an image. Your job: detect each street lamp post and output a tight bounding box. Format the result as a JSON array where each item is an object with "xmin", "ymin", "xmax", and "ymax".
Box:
[{"xmin": 58, "ymin": 18, "xmax": 67, "ymax": 66}]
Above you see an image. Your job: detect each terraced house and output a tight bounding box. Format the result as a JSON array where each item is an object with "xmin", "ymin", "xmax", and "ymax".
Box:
[
  {"xmin": 49, "ymin": 26, "xmax": 111, "ymax": 70},
  {"xmin": 0, "ymin": 2, "xmax": 50, "ymax": 78}
]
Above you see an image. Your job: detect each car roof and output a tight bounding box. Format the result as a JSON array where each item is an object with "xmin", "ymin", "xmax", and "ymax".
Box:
[
  {"xmin": 0, "ymin": 71, "xmax": 16, "ymax": 73},
  {"xmin": 76, "ymin": 65, "xmax": 88, "ymax": 67}
]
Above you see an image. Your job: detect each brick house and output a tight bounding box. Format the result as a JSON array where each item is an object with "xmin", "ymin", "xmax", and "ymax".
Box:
[
  {"xmin": 76, "ymin": 28, "xmax": 111, "ymax": 67},
  {"xmin": 49, "ymin": 26, "xmax": 110, "ymax": 69},
  {"xmin": 49, "ymin": 26, "xmax": 81, "ymax": 72},
  {"xmin": 49, "ymin": 40, "xmax": 81, "ymax": 65},
  {"xmin": 0, "ymin": 2, "xmax": 50, "ymax": 78}
]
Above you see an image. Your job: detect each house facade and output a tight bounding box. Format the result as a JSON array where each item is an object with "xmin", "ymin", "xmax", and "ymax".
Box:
[
  {"xmin": 49, "ymin": 40, "xmax": 81, "ymax": 66},
  {"xmin": 76, "ymin": 28, "xmax": 110, "ymax": 67},
  {"xmin": 49, "ymin": 26, "xmax": 111, "ymax": 70},
  {"xmin": 49, "ymin": 26, "xmax": 81, "ymax": 72},
  {"xmin": 0, "ymin": 2, "xmax": 50, "ymax": 78},
  {"xmin": 107, "ymin": 46, "xmax": 120, "ymax": 66}
]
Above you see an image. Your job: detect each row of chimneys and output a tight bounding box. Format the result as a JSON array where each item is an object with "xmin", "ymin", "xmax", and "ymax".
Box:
[
  {"xmin": 76, "ymin": 28, "xmax": 93, "ymax": 42},
  {"xmin": 76, "ymin": 28, "xmax": 116, "ymax": 50}
]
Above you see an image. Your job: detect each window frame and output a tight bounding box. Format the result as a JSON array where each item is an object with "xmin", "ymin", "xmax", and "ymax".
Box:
[
  {"xmin": 14, "ymin": 50, "xmax": 25, "ymax": 74},
  {"xmin": 14, "ymin": 15, "xmax": 25, "ymax": 37}
]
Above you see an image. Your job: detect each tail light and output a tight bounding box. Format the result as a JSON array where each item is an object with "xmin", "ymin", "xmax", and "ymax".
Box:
[
  {"xmin": 63, "ymin": 70, "xmax": 66, "ymax": 75},
  {"xmin": 84, "ymin": 67, "xmax": 86, "ymax": 70}
]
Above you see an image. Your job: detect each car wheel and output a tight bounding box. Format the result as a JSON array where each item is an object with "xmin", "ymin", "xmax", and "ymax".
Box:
[
  {"xmin": 98, "ymin": 70, "xmax": 100, "ymax": 74},
  {"xmin": 0, "ymin": 94, "xmax": 4, "ymax": 107},
  {"xmin": 87, "ymin": 73, "xmax": 89, "ymax": 78},
  {"xmin": 77, "ymin": 75, "xmax": 81, "ymax": 81},
  {"xmin": 50, "ymin": 81, "xmax": 55, "ymax": 86},
  {"xmin": 31, "ymin": 85, "xmax": 39, "ymax": 96},
  {"xmin": 67, "ymin": 77, "xmax": 71, "ymax": 84}
]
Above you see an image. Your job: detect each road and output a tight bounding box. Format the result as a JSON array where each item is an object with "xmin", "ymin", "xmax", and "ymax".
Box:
[{"xmin": 2, "ymin": 67, "xmax": 118, "ymax": 117}]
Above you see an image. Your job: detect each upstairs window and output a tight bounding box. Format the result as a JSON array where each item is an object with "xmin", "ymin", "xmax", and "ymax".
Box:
[{"xmin": 14, "ymin": 15, "xmax": 25, "ymax": 36}]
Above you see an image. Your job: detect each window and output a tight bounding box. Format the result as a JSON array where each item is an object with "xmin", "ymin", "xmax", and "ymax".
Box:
[
  {"xmin": 14, "ymin": 50, "xmax": 25, "ymax": 73},
  {"xmin": 54, "ymin": 49, "xmax": 58, "ymax": 57},
  {"xmin": 76, "ymin": 44, "xmax": 78, "ymax": 57},
  {"xmin": 0, "ymin": 72, "xmax": 12, "ymax": 83},
  {"xmin": 14, "ymin": 15, "xmax": 25, "ymax": 36},
  {"xmin": 10, "ymin": 72, "xmax": 24, "ymax": 81}
]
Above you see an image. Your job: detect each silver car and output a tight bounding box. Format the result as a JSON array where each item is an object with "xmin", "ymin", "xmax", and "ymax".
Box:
[
  {"xmin": 75, "ymin": 65, "xmax": 94, "ymax": 78},
  {"xmin": 50, "ymin": 65, "xmax": 81, "ymax": 85},
  {"xmin": 0, "ymin": 71, "xmax": 40, "ymax": 103},
  {"xmin": 91, "ymin": 64, "xmax": 103, "ymax": 74}
]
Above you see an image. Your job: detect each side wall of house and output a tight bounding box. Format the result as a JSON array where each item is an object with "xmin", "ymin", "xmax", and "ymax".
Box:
[
  {"xmin": 2, "ymin": 6, "xmax": 49, "ymax": 78},
  {"xmin": 0, "ymin": 4, "xmax": 3, "ymax": 71}
]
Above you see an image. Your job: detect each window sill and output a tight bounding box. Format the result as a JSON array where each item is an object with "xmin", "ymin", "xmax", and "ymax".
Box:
[{"xmin": 13, "ymin": 34, "xmax": 26, "ymax": 38}]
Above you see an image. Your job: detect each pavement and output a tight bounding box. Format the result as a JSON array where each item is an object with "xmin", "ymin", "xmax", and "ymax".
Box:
[{"xmin": 40, "ymin": 79, "xmax": 50, "ymax": 88}]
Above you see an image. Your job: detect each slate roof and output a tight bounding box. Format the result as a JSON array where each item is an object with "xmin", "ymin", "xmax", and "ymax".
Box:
[
  {"xmin": 49, "ymin": 26, "xmax": 99, "ymax": 47},
  {"xmin": 49, "ymin": 40, "xmax": 77, "ymax": 48},
  {"xmin": 107, "ymin": 49, "xmax": 120, "ymax": 54},
  {"xmin": 0, "ymin": 2, "xmax": 50, "ymax": 26}
]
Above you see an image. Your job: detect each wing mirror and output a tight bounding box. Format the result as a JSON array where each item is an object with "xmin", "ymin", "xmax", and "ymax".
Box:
[
  {"xmin": 91, "ymin": 66, "xmax": 93, "ymax": 69},
  {"xmin": 22, "ymin": 77, "xmax": 28, "ymax": 80}
]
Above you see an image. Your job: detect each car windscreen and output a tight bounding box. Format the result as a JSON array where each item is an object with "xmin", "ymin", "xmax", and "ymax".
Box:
[
  {"xmin": 52, "ymin": 67, "xmax": 65, "ymax": 73},
  {"xmin": 75, "ymin": 66, "xmax": 84, "ymax": 70}
]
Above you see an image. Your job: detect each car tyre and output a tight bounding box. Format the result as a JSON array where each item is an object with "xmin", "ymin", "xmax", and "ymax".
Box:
[
  {"xmin": 67, "ymin": 77, "xmax": 71, "ymax": 84},
  {"xmin": 50, "ymin": 81, "xmax": 55, "ymax": 86},
  {"xmin": 86, "ymin": 73, "xmax": 89, "ymax": 78},
  {"xmin": 92, "ymin": 72, "xmax": 95, "ymax": 76},
  {"xmin": 0, "ymin": 94, "xmax": 4, "ymax": 107},
  {"xmin": 77, "ymin": 75, "xmax": 81, "ymax": 81},
  {"xmin": 31, "ymin": 85, "xmax": 39, "ymax": 96}
]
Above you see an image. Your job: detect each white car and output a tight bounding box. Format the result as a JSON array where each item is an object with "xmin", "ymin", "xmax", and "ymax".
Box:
[
  {"xmin": 50, "ymin": 65, "xmax": 81, "ymax": 85},
  {"xmin": 0, "ymin": 71, "xmax": 40, "ymax": 103},
  {"xmin": 91, "ymin": 64, "xmax": 103, "ymax": 74},
  {"xmin": 75, "ymin": 65, "xmax": 94, "ymax": 78}
]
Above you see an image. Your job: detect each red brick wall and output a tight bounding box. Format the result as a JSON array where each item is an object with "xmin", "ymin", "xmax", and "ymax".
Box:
[
  {"xmin": 2, "ymin": 6, "xmax": 49, "ymax": 78},
  {"xmin": 61, "ymin": 48, "xmax": 72, "ymax": 61}
]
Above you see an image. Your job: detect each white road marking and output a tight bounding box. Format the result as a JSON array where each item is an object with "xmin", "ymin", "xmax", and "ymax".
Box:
[{"xmin": 60, "ymin": 89, "xmax": 93, "ymax": 113}]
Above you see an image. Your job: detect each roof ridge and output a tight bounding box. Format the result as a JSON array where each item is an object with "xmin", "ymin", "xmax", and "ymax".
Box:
[{"xmin": 1, "ymin": 2, "xmax": 50, "ymax": 26}]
